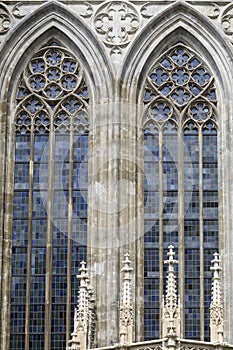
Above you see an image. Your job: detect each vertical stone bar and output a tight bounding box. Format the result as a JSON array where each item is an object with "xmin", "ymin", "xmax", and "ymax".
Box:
[
  {"xmin": 44, "ymin": 129, "xmax": 55, "ymax": 350},
  {"xmin": 178, "ymin": 124, "xmax": 184, "ymax": 338},
  {"xmin": 159, "ymin": 127, "xmax": 164, "ymax": 337},
  {"xmin": 66, "ymin": 126, "xmax": 74, "ymax": 344},
  {"xmin": 24, "ymin": 130, "xmax": 34, "ymax": 350},
  {"xmin": 199, "ymin": 126, "xmax": 204, "ymax": 341}
]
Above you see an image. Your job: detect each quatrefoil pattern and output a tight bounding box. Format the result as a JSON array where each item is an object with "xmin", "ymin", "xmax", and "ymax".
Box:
[
  {"xmin": 15, "ymin": 41, "xmax": 89, "ymax": 134},
  {"xmin": 143, "ymin": 44, "xmax": 217, "ymax": 132}
]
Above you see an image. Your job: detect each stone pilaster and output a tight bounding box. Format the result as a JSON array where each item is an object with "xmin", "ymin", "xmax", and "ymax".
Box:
[
  {"xmin": 162, "ymin": 246, "xmax": 180, "ymax": 350},
  {"xmin": 119, "ymin": 253, "xmax": 133, "ymax": 345},
  {"xmin": 210, "ymin": 253, "xmax": 224, "ymax": 344}
]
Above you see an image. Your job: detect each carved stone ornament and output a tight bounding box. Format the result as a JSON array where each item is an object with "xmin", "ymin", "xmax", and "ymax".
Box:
[
  {"xmin": 0, "ymin": 2, "xmax": 25, "ymax": 42},
  {"xmin": 210, "ymin": 303, "xmax": 224, "ymax": 326},
  {"xmin": 222, "ymin": 4, "xmax": 233, "ymax": 36},
  {"xmin": 93, "ymin": 1, "xmax": 141, "ymax": 46},
  {"xmin": 0, "ymin": 4, "xmax": 11, "ymax": 35}
]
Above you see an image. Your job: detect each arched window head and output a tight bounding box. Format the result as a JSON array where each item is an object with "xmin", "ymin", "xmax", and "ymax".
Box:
[
  {"xmin": 143, "ymin": 43, "xmax": 218, "ymax": 341},
  {"xmin": 143, "ymin": 44, "xmax": 217, "ymax": 131},
  {"xmin": 16, "ymin": 40, "xmax": 89, "ymax": 134}
]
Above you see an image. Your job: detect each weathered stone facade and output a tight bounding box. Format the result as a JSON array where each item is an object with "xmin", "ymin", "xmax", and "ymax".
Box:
[{"xmin": 1, "ymin": 1, "xmax": 233, "ymax": 350}]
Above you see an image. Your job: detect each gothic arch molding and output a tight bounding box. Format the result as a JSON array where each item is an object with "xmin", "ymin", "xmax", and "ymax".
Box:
[
  {"xmin": 121, "ymin": 2, "xmax": 232, "ymax": 105},
  {"xmin": 0, "ymin": 3, "xmax": 114, "ymax": 349},
  {"xmin": 0, "ymin": 1, "xmax": 113, "ymax": 107},
  {"xmin": 119, "ymin": 2, "xmax": 233, "ymax": 344}
]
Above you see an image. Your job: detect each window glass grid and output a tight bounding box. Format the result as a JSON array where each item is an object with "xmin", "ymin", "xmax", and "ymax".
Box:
[
  {"xmin": 144, "ymin": 44, "xmax": 218, "ymax": 342},
  {"xmin": 11, "ymin": 41, "xmax": 89, "ymax": 350}
]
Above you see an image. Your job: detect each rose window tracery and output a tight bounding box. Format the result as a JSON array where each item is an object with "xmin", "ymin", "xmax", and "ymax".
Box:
[
  {"xmin": 16, "ymin": 41, "xmax": 89, "ymax": 134},
  {"xmin": 144, "ymin": 44, "xmax": 216, "ymax": 131}
]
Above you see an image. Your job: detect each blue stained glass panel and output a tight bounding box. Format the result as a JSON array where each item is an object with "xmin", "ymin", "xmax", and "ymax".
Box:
[
  {"xmin": 144, "ymin": 308, "xmax": 160, "ymax": 340},
  {"xmin": 52, "ymin": 276, "xmax": 67, "ymax": 304},
  {"xmin": 54, "ymin": 134, "xmax": 70, "ymax": 162},
  {"xmin": 34, "ymin": 135, "xmax": 49, "ymax": 162},
  {"xmin": 185, "ymin": 307, "xmax": 200, "ymax": 339},
  {"xmin": 29, "ymin": 304, "xmax": 45, "ymax": 334},
  {"xmin": 29, "ymin": 334, "xmax": 44, "ymax": 350},
  {"xmin": 32, "ymin": 219, "xmax": 47, "ymax": 246},
  {"xmin": 33, "ymin": 163, "xmax": 49, "ymax": 190},
  {"xmin": 72, "ymin": 218, "xmax": 87, "ymax": 246},
  {"xmin": 14, "ymin": 163, "xmax": 29, "ymax": 189},
  {"xmin": 31, "ymin": 248, "xmax": 46, "ymax": 275},
  {"xmin": 30, "ymin": 276, "xmax": 45, "ymax": 304},
  {"xmin": 144, "ymin": 222, "xmax": 159, "ymax": 246},
  {"xmin": 72, "ymin": 190, "xmax": 88, "ymax": 218},
  {"xmin": 73, "ymin": 135, "xmax": 89, "ymax": 162},
  {"xmin": 13, "ymin": 191, "xmax": 29, "ymax": 218},
  {"xmin": 15, "ymin": 135, "xmax": 30, "ymax": 161},
  {"xmin": 53, "ymin": 190, "xmax": 69, "ymax": 218},
  {"xmin": 73, "ymin": 161, "xmax": 88, "ymax": 190},
  {"xmin": 52, "ymin": 248, "xmax": 67, "ymax": 275},
  {"xmin": 12, "ymin": 220, "xmax": 28, "ymax": 246},
  {"xmin": 33, "ymin": 191, "xmax": 48, "ymax": 218},
  {"xmin": 11, "ymin": 276, "xmax": 26, "ymax": 305},
  {"xmin": 11, "ymin": 247, "xmax": 27, "ymax": 275}
]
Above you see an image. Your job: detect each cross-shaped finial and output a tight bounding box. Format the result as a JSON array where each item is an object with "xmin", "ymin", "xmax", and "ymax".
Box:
[
  {"xmin": 210, "ymin": 252, "xmax": 221, "ymax": 277},
  {"xmin": 165, "ymin": 245, "xmax": 178, "ymax": 271},
  {"xmin": 121, "ymin": 252, "xmax": 133, "ymax": 273},
  {"xmin": 77, "ymin": 261, "xmax": 88, "ymax": 286}
]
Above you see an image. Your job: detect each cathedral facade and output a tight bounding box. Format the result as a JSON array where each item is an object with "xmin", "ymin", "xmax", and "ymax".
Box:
[{"xmin": 0, "ymin": 1, "xmax": 233, "ymax": 349}]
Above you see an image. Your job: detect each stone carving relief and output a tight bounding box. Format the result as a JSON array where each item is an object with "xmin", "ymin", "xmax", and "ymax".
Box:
[
  {"xmin": 79, "ymin": 2, "xmax": 94, "ymax": 18},
  {"xmin": 93, "ymin": 1, "xmax": 141, "ymax": 46},
  {"xmin": 206, "ymin": 2, "xmax": 233, "ymax": 46},
  {"xmin": 222, "ymin": 4, "xmax": 233, "ymax": 37},
  {"xmin": 0, "ymin": 2, "xmax": 25, "ymax": 43},
  {"xmin": 0, "ymin": 4, "xmax": 10, "ymax": 35}
]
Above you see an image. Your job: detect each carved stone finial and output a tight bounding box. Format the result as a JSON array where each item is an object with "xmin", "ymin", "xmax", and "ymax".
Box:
[
  {"xmin": 67, "ymin": 261, "xmax": 96, "ymax": 350},
  {"xmin": 162, "ymin": 246, "xmax": 180, "ymax": 349},
  {"xmin": 210, "ymin": 252, "xmax": 224, "ymax": 344},
  {"xmin": 119, "ymin": 252, "xmax": 134, "ymax": 345},
  {"xmin": 164, "ymin": 245, "xmax": 178, "ymax": 310}
]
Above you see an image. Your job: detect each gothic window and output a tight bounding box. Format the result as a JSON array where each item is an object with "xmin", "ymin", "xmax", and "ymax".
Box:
[
  {"xmin": 11, "ymin": 41, "xmax": 89, "ymax": 350},
  {"xmin": 143, "ymin": 44, "xmax": 218, "ymax": 341}
]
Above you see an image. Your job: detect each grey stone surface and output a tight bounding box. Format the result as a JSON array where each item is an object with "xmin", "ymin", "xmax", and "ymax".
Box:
[{"xmin": 0, "ymin": 1, "xmax": 233, "ymax": 349}]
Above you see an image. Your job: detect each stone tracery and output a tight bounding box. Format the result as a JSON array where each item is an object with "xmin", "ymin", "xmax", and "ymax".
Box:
[{"xmin": 16, "ymin": 41, "xmax": 89, "ymax": 134}]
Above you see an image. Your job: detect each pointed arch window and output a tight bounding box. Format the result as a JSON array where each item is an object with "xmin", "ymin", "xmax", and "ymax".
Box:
[
  {"xmin": 10, "ymin": 41, "xmax": 89, "ymax": 350},
  {"xmin": 143, "ymin": 44, "xmax": 218, "ymax": 341}
]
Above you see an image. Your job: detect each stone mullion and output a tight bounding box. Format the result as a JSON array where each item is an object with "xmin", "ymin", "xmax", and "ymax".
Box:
[
  {"xmin": 25, "ymin": 128, "xmax": 34, "ymax": 350},
  {"xmin": 178, "ymin": 122, "xmax": 185, "ymax": 338},
  {"xmin": 198, "ymin": 125, "xmax": 204, "ymax": 341},
  {"xmin": 158, "ymin": 126, "xmax": 164, "ymax": 338},
  {"xmin": 66, "ymin": 124, "xmax": 74, "ymax": 344},
  {"xmin": 45, "ymin": 120, "xmax": 55, "ymax": 350}
]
